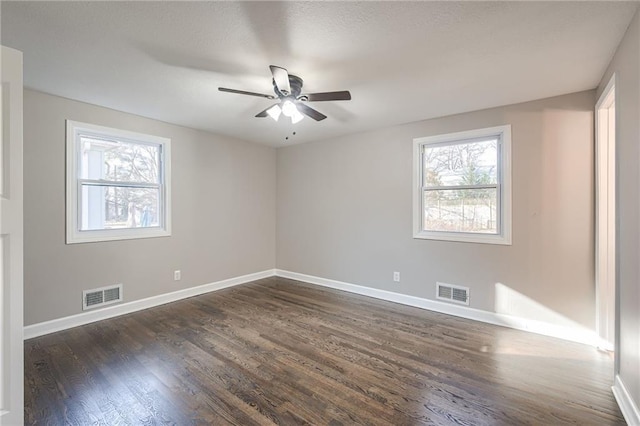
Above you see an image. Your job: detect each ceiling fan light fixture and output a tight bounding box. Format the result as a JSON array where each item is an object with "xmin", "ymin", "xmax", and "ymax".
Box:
[
  {"xmin": 219, "ymin": 65, "xmax": 350, "ymax": 124},
  {"xmin": 266, "ymin": 104, "xmax": 282, "ymax": 121},
  {"xmin": 291, "ymin": 109, "xmax": 304, "ymax": 124},
  {"xmin": 281, "ymin": 100, "xmax": 298, "ymax": 118},
  {"xmin": 281, "ymin": 99, "xmax": 304, "ymax": 124}
]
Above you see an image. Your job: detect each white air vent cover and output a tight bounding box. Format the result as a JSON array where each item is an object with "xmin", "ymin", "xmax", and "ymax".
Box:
[
  {"xmin": 436, "ymin": 282, "xmax": 469, "ymax": 305},
  {"xmin": 83, "ymin": 284, "xmax": 123, "ymax": 311}
]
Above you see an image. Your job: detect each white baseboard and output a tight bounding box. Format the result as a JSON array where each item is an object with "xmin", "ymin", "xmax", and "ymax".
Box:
[
  {"xmin": 275, "ymin": 269, "xmax": 599, "ymax": 347},
  {"xmin": 26, "ymin": 267, "xmax": 599, "ymax": 348},
  {"xmin": 24, "ymin": 269, "xmax": 276, "ymax": 340},
  {"xmin": 613, "ymin": 375, "xmax": 640, "ymax": 426},
  {"xmin": 597, "ymin": 340, "xmax": 616, "ymax": 353},
  {"xmin": 24, "ymin": 268, "xmax": 633, "ymax": 421}
]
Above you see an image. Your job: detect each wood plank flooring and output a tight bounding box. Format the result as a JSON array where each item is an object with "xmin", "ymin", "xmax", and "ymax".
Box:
[{"xmin": 25, "ymin": 277, "xmax": 625, "ymax": 425}]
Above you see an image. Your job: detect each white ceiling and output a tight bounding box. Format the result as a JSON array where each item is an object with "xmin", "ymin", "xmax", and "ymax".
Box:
[{"xmin": 2, "ymin": 1, "xmax": 637, "ymax": 146}]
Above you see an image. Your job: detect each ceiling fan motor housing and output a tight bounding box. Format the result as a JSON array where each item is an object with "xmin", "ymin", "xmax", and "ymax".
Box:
[{"xmin": 273, "ymin": 75, "xmax": 304, "ymax": 98}]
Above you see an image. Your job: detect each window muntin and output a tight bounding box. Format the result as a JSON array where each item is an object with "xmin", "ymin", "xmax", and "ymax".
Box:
[
  {"xmin": 67, "ymin": 121, "xmax": 171, "ymax": 243},
  {"xmin": 413, "ymin": 125, "xmax": 511, "ymax": 245}
]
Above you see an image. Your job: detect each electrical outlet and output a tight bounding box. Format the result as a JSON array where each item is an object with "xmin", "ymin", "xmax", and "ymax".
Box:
[
  {"xmin": 393, "ymin": 271, "xmax": 400, "ymax": 282},
  {"xmin": 174, "ymin": 270, "xmax": 181, "ymax": 281}
]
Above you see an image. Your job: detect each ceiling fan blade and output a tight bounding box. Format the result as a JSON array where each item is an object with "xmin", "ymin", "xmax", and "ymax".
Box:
[
  {"xmin": 255, "ymin": 103, "xmax": 279, "ymax": 118},
  {"xmin": 303, "ymin": 91, "xmax": 352, "ymax": 102},
  {"xmin": 218, "ymin": 87, "xmax": 275, "ymax": 99},
  {"xmin": 270, "ymin": 65, "xmax": 291, "ymax": 96},
  {"xmin": 297, "ymin": 103, "xmax": 327, "ymax": 121}
]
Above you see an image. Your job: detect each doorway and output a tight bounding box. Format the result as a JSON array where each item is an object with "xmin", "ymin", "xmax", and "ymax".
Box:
[
  {"xmin": 595, "ymin": 74, "xmax": 616, "ymax": 351},
  {"xmin": 0, "ymin": 46, "xmax": 24, "ymax": 425}
]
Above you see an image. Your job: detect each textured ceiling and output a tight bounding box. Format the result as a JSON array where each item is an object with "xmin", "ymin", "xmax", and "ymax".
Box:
[{"xmin": 1, "ymin": 1, "xmax": 637, "ymax": 146}]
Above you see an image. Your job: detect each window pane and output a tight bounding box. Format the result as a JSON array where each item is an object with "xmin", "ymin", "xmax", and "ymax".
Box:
[
  {"xmin": 80, "ymin": 185, "xmax": 161, "ymax": 231},
  {"xmin": 80, "ymin": 136, "xmax": 160, "ymax": 184},
  {"xmin": 424, "ymin": 139, "xmax": 498, "ymax": 187},
  {"xmin": 423, "ymin": 188, "xmax": 497, "ymax": 233}
]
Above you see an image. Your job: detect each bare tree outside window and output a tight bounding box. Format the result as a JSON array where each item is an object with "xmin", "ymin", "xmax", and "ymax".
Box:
[
  {"xmin": 67, "ymin": 120, "xmax": 171, "ymax": 244},
  {"xmin": 80, "ymin": 137, "xmax": 162, "ymax": 230},
  {"xmin": 413, "ymin": 125, "xmax": 511, "ymax": 245},
  {"xmin": 422, "ymin": 139, "xmax": 498, "ymax": 234}
]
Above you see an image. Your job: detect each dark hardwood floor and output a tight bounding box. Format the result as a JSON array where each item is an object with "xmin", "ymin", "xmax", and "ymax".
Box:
[{"xmin": 25, "ymin": 277, "xmax": 624, "ymax": 425}]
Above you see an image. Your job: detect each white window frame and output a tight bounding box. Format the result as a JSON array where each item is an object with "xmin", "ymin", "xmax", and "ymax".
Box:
[
  {"xmin": 66, "ymin": 120, "xmax": 172, "ymax": 244},
  {"xmin": 413, "ymin": 125, "xmax": 512, "ymax": 245}
]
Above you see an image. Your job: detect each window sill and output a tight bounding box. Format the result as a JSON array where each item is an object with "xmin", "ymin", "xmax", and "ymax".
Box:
[
  {"xmin": 413, "ymin": 230, "xmax": 511, "ymax": 245},
  {"xmin": 66, "ymin": 228, "xmax": 171, "ymax": 244}
]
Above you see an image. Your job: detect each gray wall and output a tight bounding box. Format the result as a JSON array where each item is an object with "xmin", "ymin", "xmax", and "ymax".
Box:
[
  {"xmin": 24, "ymin": 89, "xmax": 276, "ymax": 325},
  {"xmin": 598, "ymin": 8, "xmax": 640, "ymax": 414},
  {"xmin": 26, "ymin": 87, "xmax": 598, "ymax": 336},
  {"xmin": 277, "ymin": 91, "xmax": 596, "ymax": 330}
]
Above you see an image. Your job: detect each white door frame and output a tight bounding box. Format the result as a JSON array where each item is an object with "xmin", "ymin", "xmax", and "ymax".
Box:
[
  {"xmin": 0, "ymin": 46, "xmax": 24, "ymax": 426},
  {"xmin": 595, "ymin": 73, "xmax": 616, "ymax": 352}
]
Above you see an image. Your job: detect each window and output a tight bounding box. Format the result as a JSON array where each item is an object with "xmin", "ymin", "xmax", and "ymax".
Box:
[
  {"xmin": 413, "ymin": 125, "xmax": 511, "ymax": 245},
  {"xmin": 66, "ymin": 120, "xmax": 171, "ymax": 244}
]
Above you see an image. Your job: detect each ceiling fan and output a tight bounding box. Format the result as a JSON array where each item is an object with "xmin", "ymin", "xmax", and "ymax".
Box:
[{"xmin": 218, "ymin": 65, "xmax": 351, "ymax": 123}]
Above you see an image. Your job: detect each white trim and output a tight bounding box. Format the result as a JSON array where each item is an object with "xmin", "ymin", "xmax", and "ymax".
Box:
[
  {"xmin": 24, "ymin": 269, "xmax": 276, "ymax": 340},
  {"xmin": 1, "ymin": 45, "xmax": 24, "ymax": 426},
  {"xmin": 595, "ymin": 73, "xmax": 617, "ymax": 352},
  {"xmin": 275, "ymin": 269, "xmax": 598, "ymax": 346},
  {"xmin": 25, "ymin": 267, "xmax": 602, "ymax": 347},
  {"xmin": 596, "ymin": 340, "xmax": 615, "ymax": 352},
  {"xmin": 596, "ymin": 73, "xmax": 616, "ymax": 110},
  {"xmin": 412, "ymin": 125, "xmax": 512, "ymax": 245},
  {"xmin": 612, "ymin": 375, "xmax": 640, "ymax": 426},
  {"xmin": 65, "ymin": 120, "xmax": 172, "ymax": 244}
]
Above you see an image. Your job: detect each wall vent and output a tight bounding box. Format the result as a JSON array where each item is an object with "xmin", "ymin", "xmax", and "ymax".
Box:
[
  {"xmin": 436, "ymin": 282, "xmax": 469, "ymax": 306},
  {"xmin": 82, "ymin": 284, "xmax": 123, "ymax": 311}
]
